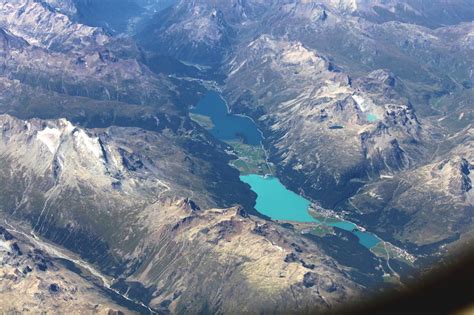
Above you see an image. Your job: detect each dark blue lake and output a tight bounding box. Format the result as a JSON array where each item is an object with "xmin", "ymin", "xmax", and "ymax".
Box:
[{"xmin": 191, "ymin": 91, "xmax": 262, "ymax": 146}]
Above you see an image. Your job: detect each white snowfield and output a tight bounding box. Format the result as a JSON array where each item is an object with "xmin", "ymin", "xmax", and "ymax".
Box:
[
  {"xmin": 37, "ymin": 127, "xmax": 62, "ymax": 155},
  {"xmin": 36, "ymin": 119, "xmax": 102, "ymax": 159}
]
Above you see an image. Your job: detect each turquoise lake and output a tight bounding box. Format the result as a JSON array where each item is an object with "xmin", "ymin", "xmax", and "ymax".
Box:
[
  {"xmin": 195, "ymin": 92, "xmax": 381, "ymax": 249},
  {"xmin": 240, "ymin": 175, "xmax": 314, "ymax": 222},
  {"xmin": 240, "ymin": 174, "xmax": 381, "ymax": 249}
]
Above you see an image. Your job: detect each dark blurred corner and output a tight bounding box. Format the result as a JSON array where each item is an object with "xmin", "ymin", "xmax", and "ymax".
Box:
[{"xmin": 326, "ymin": 250, "xmax": 474, "ymax": 315}]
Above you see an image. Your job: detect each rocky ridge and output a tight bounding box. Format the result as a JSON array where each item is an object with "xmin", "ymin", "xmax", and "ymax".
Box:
[
  {"xmin": 0, "ymin": 224, "xmax": 131, "ymax": 314},
  {"xmin": 349, "ymin": 128, "xmax": 473, "ymax": 248}
]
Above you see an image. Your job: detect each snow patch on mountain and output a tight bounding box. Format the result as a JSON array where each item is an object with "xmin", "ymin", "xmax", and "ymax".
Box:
[
  {"xmin": 36, "ymin": 119, "xmax": 102, "ymax": 160},
  {"xmin": 73, "ymin": 129, "xmax": 103, "ymax": 159},
  {"xmin": 37, "ymin": 127, "xmax": 62, "ymax": 155}
]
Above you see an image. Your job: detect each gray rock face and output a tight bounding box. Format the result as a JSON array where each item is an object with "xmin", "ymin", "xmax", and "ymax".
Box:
[
  {"xmin": 144, "ymin": 0, "xmax": 472, "ymax": 90},
  {"xmin": 0, "ymin": 2, "xmax": 175, "ymax": 110},
  {"xmin": 0, "ymin": 0, "xmax": 255, "ymax": 224},
  {"xmin": 138, "ymin": 0, "xmax": 235, "ymax": 65},
  {"xmin": 349, "ymin": 0, "xmax": 474, "ymax": 28},
  {"xmin": 41, "ymin": 0, "xmax": 78, "ymax": 17},
  {"xmin": 71, "ymin": 0, "xmax": 177, "ymax": 35},
  {"xmin": 0, "ymin": 113, "xmax": 255, "ymax": 218},
  {"xmin": 0, "ymin": 0, "xmax": 108, "ymax": 52},
  {"xmin": 0, "ymin": 0, "xmax": 180, "ymax": 125}
]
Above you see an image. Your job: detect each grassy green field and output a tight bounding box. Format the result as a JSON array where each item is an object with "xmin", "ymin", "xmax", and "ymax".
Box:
[
  {"xmin": 309, "ymin": 211, "xmax": 342, "ymax": 225},
  {"xmin": 227, "ymin": 141, "xmax": 275, "ymax": 175},
  {"xmin": 310, "ymin": 225, "xmax": 334, "ymax": 237},
  {"xmin": 371, "ymin": 242, "xmax": 415, "ymax": 267}
]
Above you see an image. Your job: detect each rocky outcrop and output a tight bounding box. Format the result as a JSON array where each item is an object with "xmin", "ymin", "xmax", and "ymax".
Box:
[
  {"xmin": 124, "ymin": 199, "xmax": 361, "ymax": 313},
  {"xmin": 42, "ymin": 0, "xmax": 78, "ymax": 17},
  {"xmin": 348, "ymin": 0, "xmax": 474, "ymax": 28},
  {"xmin": 0, "ymin": 113, "xmax": 260, "ymax": 281},
  {"xmin": 0, "ymin": 0, "xmax": 184, "ymax": 130},
  {"xmin": 0, "ymin": 224, "xmax": 132, "ymax": 314},
  {"xmin": 0, "ymin": 0, "xmax": 108, "ymax": 52},
  {"xmin": 0, "ymin": 27, "xmax": 173, "ymax": 110},
  {"xmin": 349, "ymin": 130, "xmax": 474, "ymax": 248}
]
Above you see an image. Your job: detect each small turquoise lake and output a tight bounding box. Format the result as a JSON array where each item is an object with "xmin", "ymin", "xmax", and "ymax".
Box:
[
  {"xmin": 191, "ymin": 91, "xmax": 262, "ymax": 146},
  {"xmin": 367, "ymin": 113, "xmax": 378, "ymax": 122}
]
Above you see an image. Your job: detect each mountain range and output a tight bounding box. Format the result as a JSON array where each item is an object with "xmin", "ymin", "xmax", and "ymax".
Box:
[{"xmin": 0, "ymin": 0, "xmax": 472, "ymax": 313}]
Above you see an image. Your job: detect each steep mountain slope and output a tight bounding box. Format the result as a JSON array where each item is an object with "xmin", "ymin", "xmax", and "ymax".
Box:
[
  {"xmin": 121, "ymin": 200, "xmax": 362, "ymax": 313},
  {"xmin": 348, "ymin": 128, "xmax": 474, "ymax": 249},
  {"xmin": 348, "ymin": 0, "xmax": 474, "ymax": 28},
  {"xmin": 137, "ymin": 0, "xmax": 472, "ymax": 86},
  {"xmin": 0, "ymin": 0, "xmax": 184, "ymax": 127},
  {"xmin": 139, "ymin": 0, "xmax": 235, "ymax": 66},
  {"xmin": 0, "ymin": 0, "xmax": 255, "ymax": 211},
  {"xmin": 72, "ymin": 0, "xmax": 143, "ymax": 34},
  {"xmin": 72, "ymin": 0, "xmax": 177, "ymax": 34},
  {"xmin": 0, "ymin": 0, "xmax": 108, "ymax": 51},
  {"xmin": 0, "ymin": 114, "xmax": 367, "ymax": 313},
  {"xmin": 0, "ymin": 225, "xmax": 133, "ymax": 314},
  {"xmin": 138, "ymin": 0, "xmax": 472, "ymax": 101},
  {"xmin": 0, "ymin": 0, "xmax": 243, "ymax": 213},
  {"xmin": 222, "ymin": 34, "xmax": 472, "ymax": 252}
]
